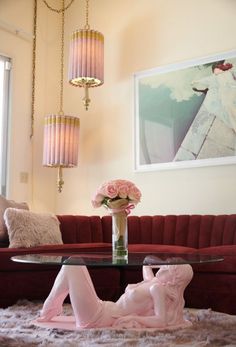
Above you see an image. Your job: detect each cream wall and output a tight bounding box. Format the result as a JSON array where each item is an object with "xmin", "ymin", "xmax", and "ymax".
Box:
[
  {"xmin": 0, "ymin": 0, "xmax": 34, "ymax": 204},
  {"xmin": 56, "ymin": 0, "xmax": 236, "ymax": 216},
  {"xmin": 1, "ymin": 0, "xmax": 236, "ymax": 216},
  {"xmin": 32, "ymin": 0, "xmax": 61, "ymax": 212},
  {"xmin": 0, "ymin": 0, "xmax": 59, "ymax": 212}
]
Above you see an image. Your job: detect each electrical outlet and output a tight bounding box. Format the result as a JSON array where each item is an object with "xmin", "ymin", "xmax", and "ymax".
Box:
[{"xmin": 20, "ymin": 172, "xmax": 28, "ymax": 183}]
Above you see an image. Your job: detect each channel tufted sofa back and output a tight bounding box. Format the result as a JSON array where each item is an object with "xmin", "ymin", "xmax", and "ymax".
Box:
[
  {"xmin": 57, "ymin": 214, "xmax": 236, "ymax": 249},
  {"xmin": 127, "ymin": 215, "xmax": 236, "ymax": 248},
  {"xmin": 57, "ymin": 215, "xmax": 104, "ymax": 244}
]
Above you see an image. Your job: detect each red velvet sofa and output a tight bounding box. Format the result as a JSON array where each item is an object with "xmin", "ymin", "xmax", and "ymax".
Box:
[{"xmin": 0, "ymin": 214, "xmax": 236, "ymax": 314}]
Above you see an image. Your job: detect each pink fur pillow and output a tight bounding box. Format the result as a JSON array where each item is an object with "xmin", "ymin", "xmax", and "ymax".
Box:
[
  {"xmin": 4, "ymin": 208, "xmax": 63, "ymax": 248},
  {"xmin": 0, "ymin": 195, "xmax": 29, "ymax": 242}
]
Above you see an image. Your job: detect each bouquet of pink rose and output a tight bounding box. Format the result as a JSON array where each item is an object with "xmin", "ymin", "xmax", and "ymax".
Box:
[
  {"xmin": 92, "ymin": 179, "xmax": 141, "ymax": 259},
  {"xmin": 91, "ymin": 179, "xmax": 141, "ymax": 211}
]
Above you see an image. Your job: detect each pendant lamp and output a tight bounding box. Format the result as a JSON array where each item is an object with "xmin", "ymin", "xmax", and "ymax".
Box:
[
  {"xmin": 43, "ymin": 114, "xmax": 79, "ymax": 192},
  {"xmin": 42, "ymin": 0, "xmax": 79, "ymax": 192},
  {"xmin": 68, "ymin": 0, "xmax": 104, "ymax": 110}
]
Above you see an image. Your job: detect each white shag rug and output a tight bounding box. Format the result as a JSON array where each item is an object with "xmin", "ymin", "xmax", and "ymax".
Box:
[{"xmin": 0, "ymin": 300, "xmax": 236, "ymax": 347}]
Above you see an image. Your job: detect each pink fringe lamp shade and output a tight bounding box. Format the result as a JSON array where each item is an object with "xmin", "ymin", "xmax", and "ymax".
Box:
[
  {"xmin": 43, "ymin": 114, "xmax": 80, "ymax": 192},
  {"xmin": 68, "ymin": 29, "xmax": 104, "ymax": 110}
]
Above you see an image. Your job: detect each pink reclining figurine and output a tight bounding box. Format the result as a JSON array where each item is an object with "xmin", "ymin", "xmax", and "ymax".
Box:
[{"xmin": 38, "ymin": 263, "xmax": 193, "ymax": 329}]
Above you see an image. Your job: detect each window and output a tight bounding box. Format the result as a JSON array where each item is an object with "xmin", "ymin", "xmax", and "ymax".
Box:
[{"xmin": 0, "ymin": 55, "xmax": 11, "ymax": 196}]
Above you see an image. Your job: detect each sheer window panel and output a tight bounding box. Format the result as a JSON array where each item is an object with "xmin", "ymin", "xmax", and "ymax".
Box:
[{"xmin": 0, "ymin": 55, "xmax": 11, "ymax": 196}]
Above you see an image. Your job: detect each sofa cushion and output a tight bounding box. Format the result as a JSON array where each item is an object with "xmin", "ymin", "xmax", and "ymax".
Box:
[
  {"xmin": 128, "ymin": 244, "xmax": 196, "ymax": 254},
  {"xmin": 192, "ymin": 245, "xmax": 236, "ymax": 273},
  {"xmin": 185, "ymin": 272, "xmax": 236, "ymax": 314},
  {"xmin": 0, "ymin": 242, "xmax": 112, "ymax": 271},
  {"xmin": 0, "ymin": 195, "xmax": 29, "ymax": 242},
  {"xmin": 0, "ymin": 266, "xmax": 121, "ymax": 306},
  {"xmin": 4, "ymin": 208, "xmax": 63, "ymax": 248}
]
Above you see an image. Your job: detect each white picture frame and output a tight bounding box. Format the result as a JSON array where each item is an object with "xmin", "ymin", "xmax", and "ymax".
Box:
[{"xmin": 134, "ymin": 50, "xmax": 236, "ymax": 172}]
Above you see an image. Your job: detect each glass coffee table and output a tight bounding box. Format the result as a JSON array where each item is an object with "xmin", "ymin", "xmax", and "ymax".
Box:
[
  {"xmin": 12, "ymin": 252, "xmax": 223, "ymax": 330},
  {"xmin": 12, "ymin": 251, "xmax": 223, "ymax": 266}
]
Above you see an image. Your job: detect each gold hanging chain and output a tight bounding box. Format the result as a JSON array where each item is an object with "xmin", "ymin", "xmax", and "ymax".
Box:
[
  {"xmin": 42, "ymin": 0, "xmax": 75, "ymax": 13},
  {"xmin": 30, "ymin": 0, "xmax": 37, "ymax": 139},
  {"xmin": 84, "ymin": 0, "xmax": 90, "ymax": 30},
  {"xmin": 59, "ymin": 0, "xmax": 65, "ymax": 115},
  {"xmin": 42, "ymin": 0, "xmax": 76, "ymax": 115}
]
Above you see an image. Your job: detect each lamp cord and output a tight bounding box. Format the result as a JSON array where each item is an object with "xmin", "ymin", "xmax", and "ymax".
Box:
[
  {"xmin": 30, "ymin": 0, "xmax": 37, "ymax": 139},
  {"xmin": 30, "ymin": 0, "xmax": 38, "ymax": 210}
]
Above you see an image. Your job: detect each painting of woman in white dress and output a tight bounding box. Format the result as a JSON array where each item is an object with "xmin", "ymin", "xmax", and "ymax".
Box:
[
  {"xmin": 192, "ymin": 62, "xmax": 236, "ymax": 131},
  {"xmin": 134, "ymin": 51, "xmax": 236, "ymax": 171}
]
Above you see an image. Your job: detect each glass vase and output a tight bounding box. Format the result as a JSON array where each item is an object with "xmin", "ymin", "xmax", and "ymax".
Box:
[{"xmin": 111, "ymin": 211, "xmax": 128, "ymax": 261}]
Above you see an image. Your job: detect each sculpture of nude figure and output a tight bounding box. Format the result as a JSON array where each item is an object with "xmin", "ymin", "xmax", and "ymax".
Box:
[{"xmin": 38, "ymin": 263, "xmax": 193, "ymax": 329}]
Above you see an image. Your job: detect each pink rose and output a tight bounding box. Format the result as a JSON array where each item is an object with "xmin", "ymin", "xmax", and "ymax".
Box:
[
  {"xmin": 128, "ymin": 186, "xmax": 141, "ymax": 203},
  {"xmin": 101, "ymin": 182, "xmax": 118, "ymax": 199},
  {"xmin": 91, "ymin": 193, "xmax": 104, "ymax": 208},
  {"xmin": 116, "ymin": 182, "xmax": 129, "ymax": 199}
]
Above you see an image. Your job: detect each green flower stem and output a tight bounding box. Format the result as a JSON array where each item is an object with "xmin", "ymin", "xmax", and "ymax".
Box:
[{"xmin": 112, "ymin": 211, "xmax": 128, "ymax": 259}]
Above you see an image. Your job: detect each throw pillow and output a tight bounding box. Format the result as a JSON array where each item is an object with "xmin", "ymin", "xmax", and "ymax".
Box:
[
  {"xmin": 4, "ymin": 208, "xmax": 63, "ymax": 248},
  {"xmin": 0, "ymin": 195, "xmax": 29, "ymax": 242}
]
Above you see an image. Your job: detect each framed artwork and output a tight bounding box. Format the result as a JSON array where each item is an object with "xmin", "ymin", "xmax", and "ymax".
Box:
[{"xmin": 134, "ymin": 50, "xmax": 236, "ymax": 172}]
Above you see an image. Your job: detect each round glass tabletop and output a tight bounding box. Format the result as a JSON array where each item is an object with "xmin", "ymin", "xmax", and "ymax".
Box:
[{"xmin": 11, "ymin": 252, "xmax": 224, "ymax": 267}]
